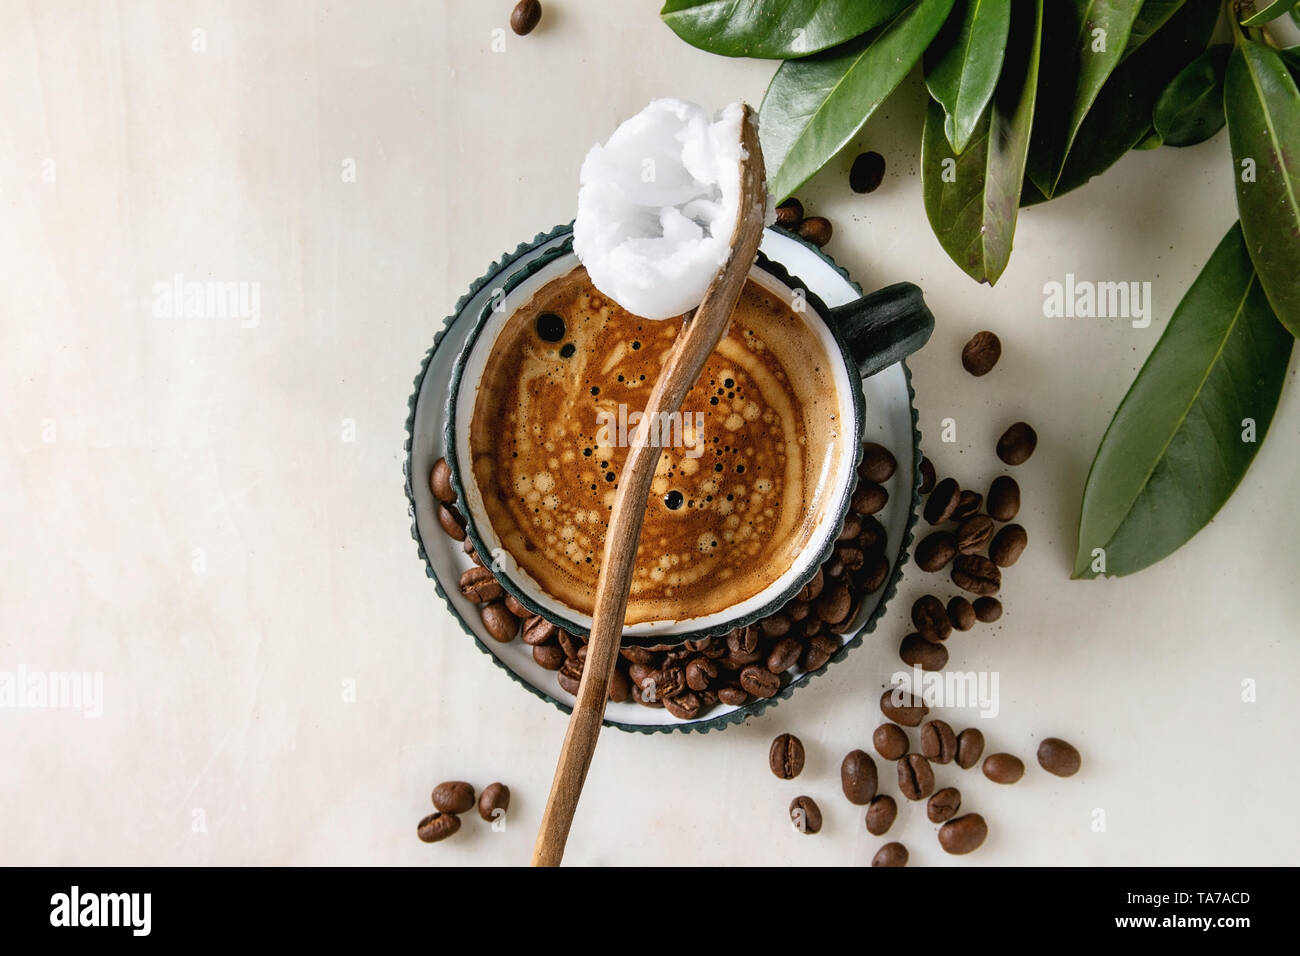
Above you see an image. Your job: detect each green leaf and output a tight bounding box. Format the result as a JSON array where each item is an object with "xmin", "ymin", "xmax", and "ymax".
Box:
[
  {"xmin": 924, "ymin": 0, "xmax": 1012, "ymax": 154},
  {"xmin": 1280, "ymin": 45, "xmax": 1300, "ymax": 81},
  {"xmin": 1292, "ymin": 6, "xmax": 1300, "ymax": 28},
  {"xmin": 923, "ymin": 0, "xmax": 1042, "ymax": 284},
  {"xmin": 659, "ymin": 0, "xmax": 911, "ymax": 59},
  {"xmin": 1135, "ymin": 129, "xmax": 1164, "ymax": 148},
  {"xmin": 1240, "ymin": 0, "xmax": 1297, "ymax": 26},
  {"xmin": 1122, "ymin": 0, "xmax": 1189, "ymax": 58},
  {"xmin": 1225, "ymin": 34, "xmax": 1300, "ymax": 336},
  {"xmin": 1074, "ymin": 222, "xmax": 1293, "ymax": 578},
  {"xmin": 1026, "ymin": 0, "xmax": 1145, "ymax": 197},
  {"xmin": 759, "ymin": 0, "xmax": 957, "ymax": 201},
  {"xmin": 1153, "ymin": 44, "xmax": 1230, "ymax": 147}
]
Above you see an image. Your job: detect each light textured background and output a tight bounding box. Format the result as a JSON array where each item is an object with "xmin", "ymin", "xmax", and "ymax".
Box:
[{"xmin": 2, "ymin": 0, "xmax": 1298, "ymax": 866}]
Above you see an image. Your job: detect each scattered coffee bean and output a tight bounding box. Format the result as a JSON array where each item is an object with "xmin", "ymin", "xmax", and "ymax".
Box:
[
  {"xmin": 802, "ymin": 634, "xmax": 839, "ymax": 672},
  {"xmin": 897, "ymin": 753, "xmax": 935, "ymax": 801},
  {"xmin": 916, "ymin": 531, "xmax": 958, "ymax": 572},
  {"xmin": 437, "ymin": 502, "xmax": 467, "ymax": 541},
  {"xmin": 911, "ymin": 594, "xmax": 952, "ymax": 642},
  {"xmin": 858, "ymin": 514, "xmax": 886, "ymax": 553},
  {"xmin": 900, "ymin": 632, "xmax": 948, "ymax": 671},
  {"xmin": 872, "ymin": 841, "xmax": 908, "ymax": 866},
  {"xmin": 718, "ymin": 684, "xmax": 748, "ymax": 706},
  {"xmin": 1037, "ymin": 737, "xmax": 1082, "ymax": 777},
  {"xmin": 852, "ymin": 482, "xmax": 888, "ymax": 515},
  {"xmin": 873, "ymin": 723, "xmax": 909, "ymax": 761},
  {"xmin": 789, "ymin": 795, "xmax": 822, "ymax": 834},
  {"xmin": 865, "ymin": 794, "xmax": 898, "ymax": 836},
  {"xmin": 986, "ymin": 475, "xmax": 1021, "ymax": 521},
  {"xmin": 841, "ymin": 749, "xmax": 879, "ymax": 805},
  {"xmin": 504, "ymin": 593, "xmax": 531, "ymax": 618},
  {"xmin": 741, "ymin": 665, "xmax": 780, "ymax": 699},
  {"xmin": 919, "ymin": 456, "xmax": 936, "ymax": 494},
  {"xmin": 955, "ymin": 728, "xmax": 985, "ymax": 769},
  {"xmin": 766, "ymin": 638, "xmax": 801, "ymax": 674},
  {"xmin": 663, "ymin": 691, "xmax": 701, "ymax": 720},
  {"xmin": 973, "ymin": 596, "xmax": 1002, "ymax": 622},
  {"xmin": 479, "ymin": 601, "xmax": 518, "ymax": 642},
  {"xmin": 948, "ymin": 596, "xmax": 976, "ymax": 631},
  {"xmin": 478, "ymin": 783, "xmax": 510, "ymax": 822},
  {"xmin": 938, "ymin": 813, "xmax": 987, "ymax": 854},
  {"xmin": 532, "ymin": 643, "xmax": 565, "ymax": 670},
  {"xmin": 519, "ymin": 615, "xmax": 557, "ymax": 646},
  {"xmin": 952, "ymin": 490, "xmax": 983, "ymax": 521},
  {"xmin": 961, "ymin": 331, "xmax": 1002, "ymax": 376},
  {"xmin": 816, "ymin": 581, "xmax": 852, "ymax": 624},
  {"xmin": 955, "ymin": 514, "xmax": 995, "ymax": 555},
  {"xmin": 608, "ymin": 666, "xmax": 632, "ymax": 702},
  {"xmin": 983, "ymin": 752, "xmax": 1025, "ymax": 784},
  {"xmin": 509, "ymin": 0, "xmax": 542, "ymax": 35},
  {"xmin": 996, "ymin": 421, "xmax": 1037, "ymax": 465},
  {"xmin": 797, "ymin": 216, "xmax": 832, "ymax": 247},
  {"xmin": 927, "ymin": 787, "xmax": 962, "ymax": 823},
  {"xmin": 990, "ymin": 523, "xmax": 1028, "ymax": 567},
  {"xmin": 850, "ymin": 151, "xmax": 887, "ymax": 194},
  {"xmin": 951, "ymin": 554, "xmax": 1001, "ymax": 595},
  {"xmin": 880, "ymin": 689, "xmax": 929, "ymax": 727},
  {"xmin": 920, "ymin": 719, "xmax": 957, "ymax": 764},
  {"xmin": 417, "ymin": 811, "xmax": 460, "ymax": 843},
  {"xmin": 859, "ymin": 442, "xmax": 897, "ymax": 482},
  {"xmin": 432, "ymin": 781, "xmax": 475, "ymax": 815},
  {"xmin": 858, "ymin": 554, "xmax": 890, "ymax": 595},
  {"xmin": 923, "ymin": 477, "xmax": 961, "ymax": 524},
  {"xmin": 430, "ymin": 457, "xmax": 455, "ymax": 504},
  {"xmin": 459, "ymin": 566, "xmax": 502, "ymax": 603},
  {"xmin": 775, "ymin": 197, "xmax": 803, "ymax": 226}
]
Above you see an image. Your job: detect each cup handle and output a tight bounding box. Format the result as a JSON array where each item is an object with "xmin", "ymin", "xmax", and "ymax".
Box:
[{"xmin": 825, "ymin": 282, "xmax": 934, "ymax": 379}]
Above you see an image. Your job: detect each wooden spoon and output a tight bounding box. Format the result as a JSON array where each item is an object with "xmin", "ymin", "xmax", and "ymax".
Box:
[{"xmin": 531, "ymin": 105, "xmax": 767, "ymax": 866}]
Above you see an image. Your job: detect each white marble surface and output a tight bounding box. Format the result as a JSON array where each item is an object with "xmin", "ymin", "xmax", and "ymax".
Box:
[{"xmin": 2, "ymin": 0, "xmax": 1298, "ymax": 866}]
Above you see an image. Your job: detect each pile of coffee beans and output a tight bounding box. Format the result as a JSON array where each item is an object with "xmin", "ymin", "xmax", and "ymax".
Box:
[
  {"xmin": 417, "ymin": 779, "xmax": 511, "ymax": 844},
  {"xmin": 430, "ymin": 438, "xmax": 900, "ymax": 721}
]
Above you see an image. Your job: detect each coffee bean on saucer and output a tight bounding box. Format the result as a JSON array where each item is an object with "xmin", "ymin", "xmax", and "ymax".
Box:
[
  {"xmin": 997, "ymin": 421, "xmax": 1037, "ymax": 465},
  {"xmin": 459, "ymin": 566, "xmax": 503, "ymax": 603},
  {"xmin": 900, "ymin": 633, "xmax": 947, "ymax": 671},
  {"xmin": 430, "ymin": 458, "xmax": 455, "ymax": 504},
  {"xmin": 557, "ymin": 630, "xmax": 584, "ymax": 659},
  {"xmin": 873, "ymin": 723, "xmax": 909, "ymax": 760},
  {"xmin": 698, "ymin": 688, "xmax": 719, "ymax": 710},
  {"xmin": 852, "ymin": 482, "xmax": 888, "ymax": 515},
  {"xmin": 927, "ymin": 787, "xmax": 962, "ymax": 823},
  {"xmin": 916, "ymin": 531, "xmax": 958, "ymax": 572},
  {"xmin": 956, "ymin": 515, "xmax": 995, "ymax": 555},
  {"xmin": 770, "ymin": 733, "xmax": 805, "ymax": 779},
  {"xmin": 532, "ymin": 643, "xmax": 564, "ymax": 670},
  {"xmin": 718, "ymin": 684, "xmax": 748, "ymax": 706},
  {"xmin": 987, "ymin": 475, "xmax": 1020, "ymax": 521},
  {"xmin": 463, "ymin": 538, "xmax": 484, "ymax": 566},
  {"xmin": 608, "ymin": 666, "xmax": 632, "ymax": 703},
  {"xmin": 480, "ymin": 601, "xmax": 518, "ymax": 642},
  {"xmin": 880, "ymin": 689, "xmax": 928, "ymax": 727},
  {"xmin": 920, "ymin": 719, "xmax": 957, "ymax": 764},
  {"xmin": 938, "ymin": 814, "xmax": 987, "ymax": 854},
  {"xmin": 478, "ymin": 783, "xmax": 510, "ymax": 823},
  {"xmin": 509, "ymin": 0, "xmax": 542, "ymax": 35},
  {"xmin": 919, "ymin": 456, "xmax": 936, "ymax": 494},
  {"xmin": 803, "ymin": 615, "xmax": 826, "ymax": 639},
  {"xmin": 911, "ymin": 594, "xmax": 952, "ymax": 642},
  {"xmin": 823, "ymin": 556, "xmax": 845, "ymax": 579},
  {"xmin": 983, "ymin": 753, "xmax": 1025, "ymax": 784},
  {"xmin": 802, "ymin": 634, "xmax": 839, "ymax": 672},
  {"xmin": 437, "ymin": 503, "xmax": 467, "ymax": 541},
  {"xmin": 858, "ymin": 554, "xmax": 890, "ymax": 595},
  {"xmin": 797, "ymin": 567, "xmax": 825, "ymax": 602},
  {"xmin": 787, "ymin": 601, "xmax": 811, "ymax": 623},
  {"xmin": 663, "ymin": 691, "xmax": 701, "ymax": 720},
  {"xmin": 857, "ymin": 515, "xmax": 886, "ymax": 553},
  {"xmin": 865, "ymin": 794, "xmax": 897, "ymax": 835},
  {"xmin": 685, "ymin": 657, "xmax": 718, "ymax": 691},
  {"xmin": 952, "ymin": 554, "xmax": 1001, "ymax": 595},
  {"xmin": 1037, "ymin": 737, "xmax": 1082, "ymax": 777},
  {"xmin": 859, "ymin": 442, "xmax": 897, "ymax": 482},
  {"xmin": 955, "ymin": 728, "xmax": 985, "ymax": 769},
  {"xmin": 872, "ymin": 841, "xmax": 908, "ymax": 867},
  {"xmin": 898, "ymin": 753, "xmax": 935, "ymax": 800},
  {"xmin": 990, "ymin": 524, "xmax": 1028, "ymax": 567},
  {"xmin": 760, "ymin": 614, "xmax": 792, "ymax": 639},
  {"xmin": 789, "ymin": 795, "xmax": 822, "ymax": 834},
  {"xmin": 961, "ymin": 331, "xmax": 1001, "ymax": 376},
  {"xmin": 951, "ymin": 490, "xmax": 983, "ymax": 521},
  {"xmin": 517, "ymin": 615, "xmax": 555, "ymax": 646},
  {"xmin": 558, "ymin": 669, "xmax": 582, "ymax": 696},
  {"xmin": 816, "ymin": 582, "xmax": 852, "ymax": 624},
  {"xmin": 417, "ymin": 812, "xmax": 460, "ymax": 843},
  {"xmin": 973, "ymin": 597, "xmax": 1002, "ymax": 623},
  {"xmin": 923, "ymin": 477, "xmax": 961, "ymax": 525},
  {"xmin": 836, "ymin": 515, "xmax": 861, "ymax": 543},
  {"xmin": 948, "ymin": 596, "xmax": 976, "ymax": 631},
  {"xmin": 835, "ymin": 545, "xmax": 865, "ymax": 574},
  {"xmin": 775, "ymin": 197, "xmax": 803, "ymax": 226},
  {"xmin": 797, "ymin": 216, "xmax": 832, "ymax": 247},
  {"xmin": 841, "ymin": 749, "xmax": 878, "ymax": 805},
  {"xmin": 504, "ymin": 593, "xmax": 531, "ymax": 618},
  {"xmin": 432, "ymin": 781, "xmax": 475, "ymax": 814},
  {"xmin": 741, "ymin": 665, "xmax": 780, "ymax": 699},
  {"xmin": 767, "ymin": 637, "xmax": 803, "ymax": 674}
]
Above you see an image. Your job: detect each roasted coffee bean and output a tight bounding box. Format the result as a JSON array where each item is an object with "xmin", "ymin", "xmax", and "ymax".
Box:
[
  {"xmin": 608, "ymin": 666, "xmax": 631, "ymax": 702},
  {"xmin": 955, "ymin": 728, "xmax": 985, "ymax": 769},
  {"xmin": 880, "ymin": 689, "xmax": 928, "ymax": 727},
  {"xmin": 859, "ymin": 442, "xmax": 898, "ymax": 482},
  {"xmin": 789, "ymin": 795, "xmax": 823, "ymax": 834},
  {"xmin": 990, "ymin": 523, "xmax": 1028, "ymax": 567},
  {"xmin": 760, "ymin": 614, "xmax": 793, "ymax": 639},
  {"xmin": 996, "ymin": 421, "xmax": 1037, "ymax": 465},
  {"xmin": 769, "ymin": 733, "xmax": 805, "ymax": 779},
  {"xmin": 504, "ymin": 593, "xmax": 531, "ymax": 618},
  {"xmin": 938, "ymin": 813, "xmax": 988, "ymax": 854},
  {"xmin": 432, "ymin": 781, "xmax": 475, "ymax": 814},
  {"xmin": 775, "ymin": 197, "xmax": 803, "ymax": 226},
  {"xmin": 464, "ymin": 539, "xmax": 485, "ymax": 566},
  {"xmin": 629, "ymin": 679, "xmax": 661, "ymax": 706},
  {"xmin": 417, "ymin": 811, "xmax": 460, "ymax": 843},
  {"xmin": 911, "ymin": 594, "xmax": 952, "ymax": 642},
  {"xmin": 840, "ymin": 749, "xmax": 878, "ymax": 805},
  {"xmin": 802, "ymin": 614, "xmax": 824, "ymax": 638},
  {"xmin": 532, "ymin": 643, "xmax": 565, "ymax": 670},
  {"xmin": 900, "ymin": 633, "xmax": 948, "ymax": 671},
  {"xmin": 919, "ymin": 456, "xmax": 936, "ymax": 494},
  {"xmin": 663, "ymin": 691, "xmax": 701, "ymax": 720},
  {"xmin": 852, "ymin": 482, "xmax": 888, "ymax": 515},
  {"xmin": 509, "ymin": 0, "xmax": 542, "ymax": 36},
  {"xmin": 797, "ymin": 567, "xmax": 824, "ymax": 602},
  {"xmin": 961, "ymin": 330, "xmax": 1002, "ymax": 376},
  {"xmin": 816, "ymin": 582, "xmax": 852, "ymax": 624},
  {"xmin": 983, "ymin": 752, "xmax": 1025, "ymax": 784},
  {"xmin": 952, "ymin": 490, "xmax": 983, "ymax": 521},
  {"xmin": 836, "ymin": 545, "xmax": 865, "ymax": 573},
  {"xmin": 698, "ymin": 688, "xmax": 719, "ymax": 709},
  {"xmin": 621, "ymin": 645, "xmax": 655, "ymax": 665},
  {"xmin": 717, "ymin": 684, "xmax": 748, "ymax": 706},
  {"xmin": 797, "ymin": 216, "xmax": 832, "ymax": 247},
  {"xmin": 693, "ymin": 636, "xmax": 728, "ymax": 660},
  {"xmin": 648, "ymin": 667, "xmax": 686, "ymax": 699},
  {"xmin": 956, "ymin": 515, "xmax": 995, "ymax": 555},
  {"xmin": 767, "ymin": 637, "xmax": 803, "ymax": 674},
  {"xmin": 858, "ymin": 515, "xmax": 886, "ymax": 553},
  {"xmin": 520, "ymin": 614, "xmax": 557, "ymax": 646},
  {"xmin": 916, "ymin": 531, "xmax": 958, "ymax": 572},
  {"xmin": 728, "ymin": 626, "xmax": 760, "ymax": 656},
  {"xmin": 823, "ymin": 556, "xmax": 845, "ymax": 579},
  {"xmin": 557, "ymin": 630, "xmax": 584, "ymax": 659},
  {"xmin": 685, "ymin": 657, "xmax": 718, "ymax": 691},
  {"xmin": 973, "ymin": 597, "xmax": 1002, "ymax": 623},
  {"xmin": 556, "ymin": 669, "xmax": 580, "ymax": 696},
  {"xmin": 927, "ymin": 787, "xmax": 962, "ymax": 823},
  {"xmin": 437, "ymin": 503, "xmax": 467, "ymax": 541},
  {"xmin": 865, "ymin": 794, "xmax": 897, "ymax": 835},
  {"xmin": 873, "ymin": 723, "xmax": 909, "ymax": 760},
  {"xmin": 858, "ymin": 554, "xmax": 890, "ymax": 594},
  {"xmin": 740, "ymin": 665, "xmax": 780, "ymax": 699},
  {"xmin": 837, "ymin": 515, "xmax": 862, "ymax": 543},
  {"xmin": 458, "ymin": 566, "xmax": 502, "ymax": 603},
  {"xmin": 897, "ymin": 753, "xmax": 935, "ymax": 801},
  {"xmin": 850, "ymin": 151, "xmax": 887, "ymax": 194},
  {"xmin": 480, "ymin": 601, "xmax": 518, "ymax": 642},
  {"xmin": 1037, "ymin": 737, "xmax": 1082, "ymax": 777},
  {"xmin": 869, "ymin": 841, "xmax": 906, "ymax": 866},
  {"xmin": 951, "ymin": 554, "xmax": 1001, "ymax": 595},
  {"xmin": 787, "ymin": 600, "xmax": 811, "ymax": 622},
  {"xmin": 430, "ymin": 457, "xmax": 455, "ymax": 503},
  {"xmin": 948, "ymin": 596, "xmax": 976, "ymax": 631},
  {"xmin": 987, "ymin": 475, "xmax": 1021, "ymax": 521},
  {"xmin": 801, "ymin": 634, "xmax": 839, "ymax": 672},
  {"xmin": 477, "ymin": 783, "xmax": 510, "ymax": 823},
  {"xmin": 923, "ymin": 477, "xmax": 961, "ymax": 525},
  {"xmin": 920, "ymin": 719, "xmax": 957, "ymax": 764}
]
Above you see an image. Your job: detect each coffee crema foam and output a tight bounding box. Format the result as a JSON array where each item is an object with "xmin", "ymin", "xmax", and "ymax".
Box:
[{"xmin": 469, "ymin": 266, "xmax": 846, "ymax": 624}]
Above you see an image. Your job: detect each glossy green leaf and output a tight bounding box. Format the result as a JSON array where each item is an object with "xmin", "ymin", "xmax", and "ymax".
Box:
[
  {"xmin": 1225, "ymin": 34, "xmax": 1300, "ymax": 336},
  {"xmin": 924, "ymin": 0, "xmax": 1012, "ymax": 154},
  {"xmin": 1074, "ymin": 222, "xmax": 1293, "ymax": 578},
  {"xmin": 1153, "ymin": 45, "xmax": 1230, "ymax": 146},
  {"xmin": 1292, "ymin": 6, "xmax": 1300, "ymax": 27},
  {"xmin": 659, "ymin": 0, "xmax": 910, "ymax": 59},
  {"xmin": 1122, "ymin": 0, "xmax": 1189, "ymax": 58},
  {"xmin": 1240, "ymin": 0, "xmax": 1297, "ymax": 26},
  {"xmin": 923, "ymin": 0, "xmax": 1042, "ymax": 283},
  {"xmin": 759, "ymin": 0, "xmax": 957, "ymax": 201}
]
